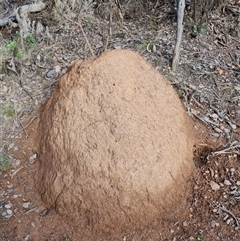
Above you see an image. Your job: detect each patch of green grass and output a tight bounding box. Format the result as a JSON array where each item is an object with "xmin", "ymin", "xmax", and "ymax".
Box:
[
  {"xmin": 25, "ymin": 34, "xmax": 36, "ymax": 50},
  {"xmin": 196, "ymin": 231, "xmax": 205, "ymax": 241},
  {"xmin": 137, "ymin": 42, "xmax": 148, "ymax": 53},
  {"xmin": 0, "ymin": 152, "xmax": 11, "ymax": 171},
  {"xmin": 1, "ymin": 34, "xmax": 37, "ymax": 59},
  {"xmin": 148, "ymin": 16, "xmax": 158, "ymax": 30},
  {"xmin": 4, "ymin": 39, "xmax": 23, "ymax": 59},
  {"xmin": 60, "ymin": 235, "xmax": 70, "ymax": 241},
  {"xmin": 2, "ymin": 102, "xmax": 15, "ymax": 117}
]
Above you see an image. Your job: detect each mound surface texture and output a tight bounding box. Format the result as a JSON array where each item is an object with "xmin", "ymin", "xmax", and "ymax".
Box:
[{"xmin": 36, "ymin": 49, "xmax": 194, "ymax": 239}]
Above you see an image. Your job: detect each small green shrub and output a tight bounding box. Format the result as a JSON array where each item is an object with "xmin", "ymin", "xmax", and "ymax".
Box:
[
  {"xmin": 4, "ymin": 39, "xmax": 24, "ymax": 59},
  {"xmin": 193, "ymin": 22, "xmax": 207, "ymax": 35},
  {"xmin": 25, "ymin": 34, "xmax": 36, "ymax": 50},
  {"xmin": 0, "ymin": 153, "xmax": 11, "ymax": 171},
  {"xmin": 2, "ymin": 102, "xmax": 15, "ymax": 117}
]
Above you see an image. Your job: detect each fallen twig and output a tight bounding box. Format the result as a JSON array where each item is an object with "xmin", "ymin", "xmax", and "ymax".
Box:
[
  {"xmin": 219, "ymin": 205, "xmax": 239, "ymax": 228},
  {"xmin": 212, "ymin": 143, "xmax": 240, "ymax": 155}
]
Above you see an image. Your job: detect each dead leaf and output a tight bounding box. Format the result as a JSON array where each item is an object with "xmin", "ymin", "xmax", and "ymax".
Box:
[{"xmin": 216, "ymin": 67, "xmax": 228, "ymax": 76}]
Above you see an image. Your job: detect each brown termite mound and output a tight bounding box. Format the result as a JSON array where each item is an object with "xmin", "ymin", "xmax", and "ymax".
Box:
[{"xmin": 36, "ymin": 49, "xmax": 195, "ymax": 239}]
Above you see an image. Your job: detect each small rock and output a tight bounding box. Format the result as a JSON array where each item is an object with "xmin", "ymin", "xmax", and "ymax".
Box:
[
  {"xmin": 7, "ymin": 184, "xmax": 13, "ymax": 189},
  {"xmin": 236, "ymin": 181, "xmax": 240, "ymax": 186},
  {"xmin": 46, "ymin": 69, "xmax": 58, "ymax": 79},
  {"xmin": 24, "ymin": 234, "xmax": 31, "ymax": 241},
  {"xmin": 226, "ymin": 218, "xmax": 232, "ymax": 225},
  {"xmin": 2, "ymin": 211, "xmax": 7, "ymax": 216},
  {"xmin": 210, "ymin": 113, "xmax": 219, "ymax": 120},
  {"xmin": 29, "ymin": 154, "xmax": 37, "ymax": 163},
  {"xmin": 212, "ymin": 208, "xmax": 218, "ymax": 213},
  {"xmin": 4, "ymin": 203, "xmax": 12, "ymax": 209},
  {"xmin": 211, "ymin": 219, "xmax": 216, "ymax": 228},
  {"xmin": 230, "ymin": 168, "xmax": 235, "ymax": 173},
  {"xmin": 210, "ymin": 181, "xmax": 220, "ymax": 191},
  {"xmin": 214, "ymin": 127, "xmax": 222, "ymax": 133},
  {"xmin": 229, "ymin": 123, "xmax": 237, "ymax": 130},
  {"xmin": 223, "ymin": 214, "xmax": 229, "ymax": 221},
  {"xmin": 8, "ymin": 143, "xmax": 14, "ymax": 150},
  {"xmin": 23, "ymin": 202, "xmax": 30, "ymax": 209},
  {"xmin": 224, "ymin": 180, "xmax": 231, "ymax": 186},
  {"xmin": 6, "ymin": 209, "xmax": 12, "ymax": 215},
  {"xmin": 31, "ymin": 221, "xmax": 35, "ymax": 227},
  {"xmin": 219, "ymin": 183, "xmax": 224, "ymax": 187}
]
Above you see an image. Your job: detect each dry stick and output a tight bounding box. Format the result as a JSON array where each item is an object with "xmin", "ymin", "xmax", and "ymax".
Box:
[
  {"xmin": 212, "ymin": 143, "xmax": 240, "ymax": 155},
  {"xmin": 219, "ymin": 206, "xmax": 239, "ymax": 228},
  {"xmin": 104, "ymin": 6, "xmax": 113, "ymax": 52},
  {"xmin": 172, "ymin": 0, "xmax": 185, "ymax": 71},
  {"xmin": 62, "ymin": 14, "xmax": 95, "ymax": 57}
]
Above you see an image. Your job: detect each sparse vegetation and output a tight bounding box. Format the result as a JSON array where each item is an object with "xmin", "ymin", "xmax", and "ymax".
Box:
[
  {"xmin": 3, "ymin": 38, "xmax": 24, "ymax": 59},
  {"xmin": 0, "ymin": 152, "xmax": 11, "ymax": 171},
  {"xmin": 2, "ymin": 102, "xmax": 15, "ymax": 117},
  {"xmin": 1, "ymin": 34, "xmax": 37, "ymax": 59},
  {"xmin": 193, "ymin": 22, "xmax": 207, "ymax": 35}
]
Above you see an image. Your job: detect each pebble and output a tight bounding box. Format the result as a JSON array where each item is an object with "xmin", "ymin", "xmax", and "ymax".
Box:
[
  {"xmin": 6, "ymin": 209, "xmax": 12, "ymax": 215},
  {"xmin": 224, "ymin": 128, "xmax": 231, "ymax": 133},
  {"xmin": 8, "ymin": 143, "xmax": 15, "ymax": 150},
  {"xmin": 7, "ymin": 184, "xmax": 13, "ymax": 189},
  {"xmin": 29, "ymin": 154, "xmax": 37, "ymax": 163},
  {"xmin": 24, "ymin": 234, "xmax": 30, "ymax": 241},
  {"xmin": 224, "ymin": 180, "xmax": 231, "ymax": 186},
  {"xmin": 214, "ymin": 127, "xmax": 222, "ymax": 133},
  {"xmin": 236, "ymin": 181, "xmax": 240, "ymax": 186},
  {"xmin": 211, "ymin": 219, "xmax": 216, "ymax": 228},
  {"xmin": 23, "ymin": 202, "xmax": 30, "ymax": 209},
  {"xmin": 4, "ymin": 203, "xmax": 12, "ymax": 209},
  {"xmin": 210, "ymin": 181, "xmax": 220, "ymax": 191},
  {"xmin": 46, "ymin": 69, "xmax": 58, "ymax": 79},
  {"xmin": 226, "ymin": 218, "xmax": 232, "ymax": 225}
]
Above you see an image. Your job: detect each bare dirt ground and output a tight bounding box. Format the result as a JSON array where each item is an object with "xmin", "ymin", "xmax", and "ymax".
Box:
[{"xmin": 0, "ymin": 0, "xmax": 240, "ymax": 240}]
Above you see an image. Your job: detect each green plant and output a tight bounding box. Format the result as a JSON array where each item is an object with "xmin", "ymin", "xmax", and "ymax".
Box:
[
  {"xmin": 25, "ymin": 34, "xmax": 36, "ymax": 50},
  {"xmin": 2, "ymin": 102, "xmax": 15, "ymax": 117},
  {"xmin": 193, "ymin": 22, "xmax": 207, "ymax": 35},
  {"xmin": 148, "ymin": 16, "xmax": 158, "ymax": 30},
  {"xmin": 4, "ymin": 39, "xmax": 23, "ymax": 59},
  {"xmin": 0, "ymin": 152, "xmax": 11, "ymax": 171},
  {"xmin": 196, "ymin": 231, "xmax": 205, "ymax": 241},
  {"xmin": 61, "ymin": 237, "xmax": 70, "ymax": 241}
]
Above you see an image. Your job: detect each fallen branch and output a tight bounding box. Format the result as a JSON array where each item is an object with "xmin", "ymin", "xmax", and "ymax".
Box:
[{"xmin": 212, "ymin": 143, "xmax": 240, "ymax": 155}]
